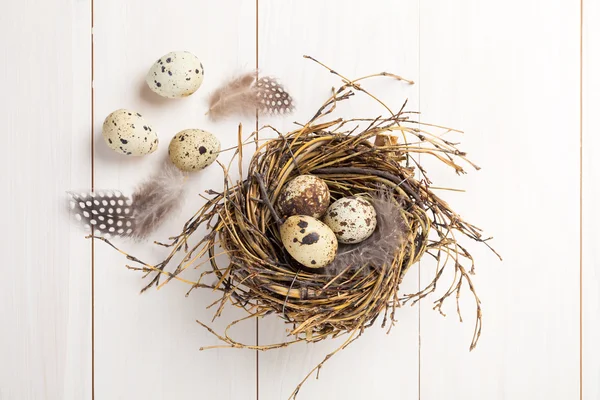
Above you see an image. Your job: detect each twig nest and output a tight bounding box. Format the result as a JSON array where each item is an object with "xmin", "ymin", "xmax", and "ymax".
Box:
[
  {"xmin": 97, "ymin": 62, "xmax": 497, "ymax": 400},
  {"xmin": 102, "ymin": 109, "xmax": 158, "ymax": 156},
  {"xmin": 168, "ymin": 129, "xmax": 220, "ymax": 172},
  {"xmin": 146, "ymin": 51, "xmax": 204, "ymax": 98},
  {"xmin": 324, "ymin": 196, "xmax": 377, "ymax": 244},
  {"xmin": 280, "ymin": 215, "xmax": 338, "ymax": 268},
  {"xmin": 277, "ymin": 175, "xmax": 330, "ymax": 218}
]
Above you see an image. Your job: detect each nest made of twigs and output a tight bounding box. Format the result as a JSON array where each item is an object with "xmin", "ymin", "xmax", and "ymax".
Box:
[{"xmin": 97, "ymin": 57, "xmax": 499, "ymax": 399}]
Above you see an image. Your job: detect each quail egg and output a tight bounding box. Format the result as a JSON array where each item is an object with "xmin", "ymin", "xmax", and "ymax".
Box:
[
  {"xmin": 102, "ymin": 109, "xmax": 158, "ymax": 156},
  {"xmin": 168, "ymin": 129, "xmax": 220, "ymax": 172},
  {"xmin": 280, "ymin": 215, "xmax": 338, "ymax": 268},
  {"xmin": 323, "ymin": 196, "xmax": 377, "ymax": 244},
  {"xmin": 277, "ymin": 175, "xmax": 330, "ymax": 219},
  {"xmin": 146, "ymin": 51, "xmax": 204, "ymax": 98}
]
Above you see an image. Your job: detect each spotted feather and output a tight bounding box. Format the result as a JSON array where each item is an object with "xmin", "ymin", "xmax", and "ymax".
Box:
[{"xmin": 67, "ymin": 162, "xmax": 187, "ymax": 240}]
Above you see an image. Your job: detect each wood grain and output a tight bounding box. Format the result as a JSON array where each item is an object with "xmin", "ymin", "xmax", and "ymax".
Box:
[
  {"xmin": 419, "ymin": 1, "xmax": 580, "ymax": 399},
  {"xmin": 92, "ymin": 1, "xmax": 257, "ymax": 399},
  {"xmin": 257, "ymin": 1, "xmax": 420, "ymax": 399},
  {"xmin": 0, "ymin": 0, "xmax": 92, "ymax": 399}
]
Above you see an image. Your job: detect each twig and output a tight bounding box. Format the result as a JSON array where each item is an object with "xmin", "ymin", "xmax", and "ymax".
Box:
[{"xmin": 253, "ymin": 172, "xmax": 283, "ymax": 226}]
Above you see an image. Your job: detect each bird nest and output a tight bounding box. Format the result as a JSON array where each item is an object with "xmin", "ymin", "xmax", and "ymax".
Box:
[{"xmin": 97, "ymin": 58, "xmax": 499, "ymax": 399}]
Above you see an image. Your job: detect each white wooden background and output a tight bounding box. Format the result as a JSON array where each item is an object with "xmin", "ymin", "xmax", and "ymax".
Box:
[{"xmin": 1, "ymin": 0, "xmax": 594, "ymax": 399}]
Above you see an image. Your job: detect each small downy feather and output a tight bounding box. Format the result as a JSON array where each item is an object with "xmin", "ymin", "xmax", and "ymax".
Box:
[
  {"xmin": 325, "ymin": 190, "xmax": 408, "ymax": 276},
  {"xmin": 207, "ymin": 71, "xmax": 294, "ymax": 121},
  {"xmin": 68, "ymin": 162, "xmax": 187, "ymax": 240}
]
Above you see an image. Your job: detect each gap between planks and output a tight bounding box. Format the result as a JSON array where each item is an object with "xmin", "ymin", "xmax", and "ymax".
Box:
[
  {"xmin": 255, "ymin": 0, "xmax": 260, "ymax": 399},
  {"xmin": 579, "ymin": 0, "xmax": 583, "ymax": 399},
  {"xmin": 417, "ymin": 1, "xmax": 422, "ymax": 399},
  {"xmin": 90, "ymin": 0, "xmax": 96, "ymax": 398}
]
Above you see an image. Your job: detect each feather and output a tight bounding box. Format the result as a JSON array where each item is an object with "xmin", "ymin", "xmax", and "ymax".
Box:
[
  {"xmin": 325, "ymin": 190, "xmax": 408, "ymax": 276},
  {"xmin": 207, "ymin": 71, "xmax": 294, "ymax": 121},
  {"xmin": 68, "ymin": 162, "xmax": 187, "ymax": 240}
]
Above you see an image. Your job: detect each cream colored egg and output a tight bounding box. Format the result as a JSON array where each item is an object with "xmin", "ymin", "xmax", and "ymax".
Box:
[
  {"xmin": 168, "ymin": 129, "xmax": 220, "ymax": 172},
  {"xmin": 102, "ymin": 109, "xmax": 158, "ymax": 156},
  {"xmin": 323, "ymin": 196, "xmax": 377, "ymax": 244},
  {"xmin": 146, "ymin": 51, "xmax": 204, "ymax": 98},
  {"xmin": 280, "ymin": 215, "xmax": 338, "ymax": 268},
  {"xmin": 277, "ymin": 175, "xmax": 330, "ymax": 218}
]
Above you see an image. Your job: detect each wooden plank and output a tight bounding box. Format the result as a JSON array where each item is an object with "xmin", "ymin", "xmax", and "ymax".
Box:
[
  {"xmin": 419, "ymin": 1, "xmax": 580, "ymax": 399},
  {"xmin": 582, "ymin": 0, "xmax": 598, "ymax": 397},
  {"xmin": 92, "ymin": 1, "xmax": 257, "ymax": 399},
  {"xmin": 0, "ymin": 0, "xmax": 92, "ymax": 399},
  {"xmin": 257, "ymin": 1, "xmax": 420, "ymax": 399}
]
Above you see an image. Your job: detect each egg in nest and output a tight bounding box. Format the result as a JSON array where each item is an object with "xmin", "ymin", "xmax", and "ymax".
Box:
[
  {"xmin": 277, "ymin": 175, "xmax": 330, "ymax": 219},
  {"xmin": 323, "ymin": 196, "xmax": 377, "ymax": 244},
  {"xmin": 280, "ymin": 215, "xmax": 338, "ymax": 268}
]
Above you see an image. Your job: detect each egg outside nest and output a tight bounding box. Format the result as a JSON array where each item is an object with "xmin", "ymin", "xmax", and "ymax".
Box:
[
  {"xmin": 146, "ymin": 51, "xmax": 205, "ymax": 98},
  {"xmin": 101, "ymin": 109, "xmax": 158, "ymax": 156},
  {"xmin": 168, "ymin": 129, "xmax": 220, "ymax": 172}
]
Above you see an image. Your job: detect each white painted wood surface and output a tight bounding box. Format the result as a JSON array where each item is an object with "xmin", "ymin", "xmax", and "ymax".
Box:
[
  {"xmin": 419, "ymin": 1, "xmax": 581, "ymax": 399},
  {"xmin": 2, "ymin": 0, "xmax": 593, "ymax": 399},
  {"xmin": 0, "ymin": 0, "xmax": 92, "ymax": 399},
  {"xmin": 92, "ymin": 1, "xmax": 256, "ymax": 399}
]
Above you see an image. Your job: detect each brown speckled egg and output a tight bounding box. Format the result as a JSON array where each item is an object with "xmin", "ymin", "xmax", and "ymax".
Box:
[
  {"xmin": 102, "ymin": 109, "xmax": 158, "ymax": 156},
  {"xmin": 168, "ymin": 129, "xmax": 220, "ymax": 172},
  {"xmin": 146, "ymin": 51, "xmax": 204, "ymax": 98},
  {"xmin": 277, "ymin": 175, "xmax": 330, "ymax": 218},
  {"xmin": 323, "ymin": 196, "xmax": 377, "ymax": 244},
  {"xmin": 280, "ymin": 215, "xmax": 338, "ymax": 268}
]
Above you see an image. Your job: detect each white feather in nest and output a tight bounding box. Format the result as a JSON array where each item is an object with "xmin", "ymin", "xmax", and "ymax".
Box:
[
  {"xmin": 68, "ymin": 162, "xmax": 187, "ymax": 240},
  {"xmin": 206, "ymin": 71, "xmax": 294, "ymax": 121},
  {"xmin": 325, "ymin": 190, "xmax": 408, "ymax": 276}
]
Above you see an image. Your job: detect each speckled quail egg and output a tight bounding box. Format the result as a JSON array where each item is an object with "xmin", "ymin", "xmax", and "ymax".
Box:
[
  {"xmin": 146, "ymin": 51, "xmax": 204, "ymax": 98},
  {"xmin": 277, "ymin": 175, "xmax": 330, "ymax": 219},
  {"xmin": 280, "ymin": 215, "xmax": 338, "ymax": 268},
  {"xmin": 323, "ymin": 196, "xmax": 377, "ymax": 244},
  {"xmin": 102, "ymin": 109, "xmax": 158, "ymax": 156},
  {"xmin": 168, "ymin": 129, "xmax": 220, "ymax": 172}
]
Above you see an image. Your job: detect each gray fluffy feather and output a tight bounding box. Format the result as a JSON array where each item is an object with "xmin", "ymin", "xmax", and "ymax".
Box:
[
  {"xmin": 325, "ymin": 190, "xmax": 408, "ymax": 276},
  {"xmin": 68, "ymin": 162, "xmax": 186, "ymax": 240}
]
